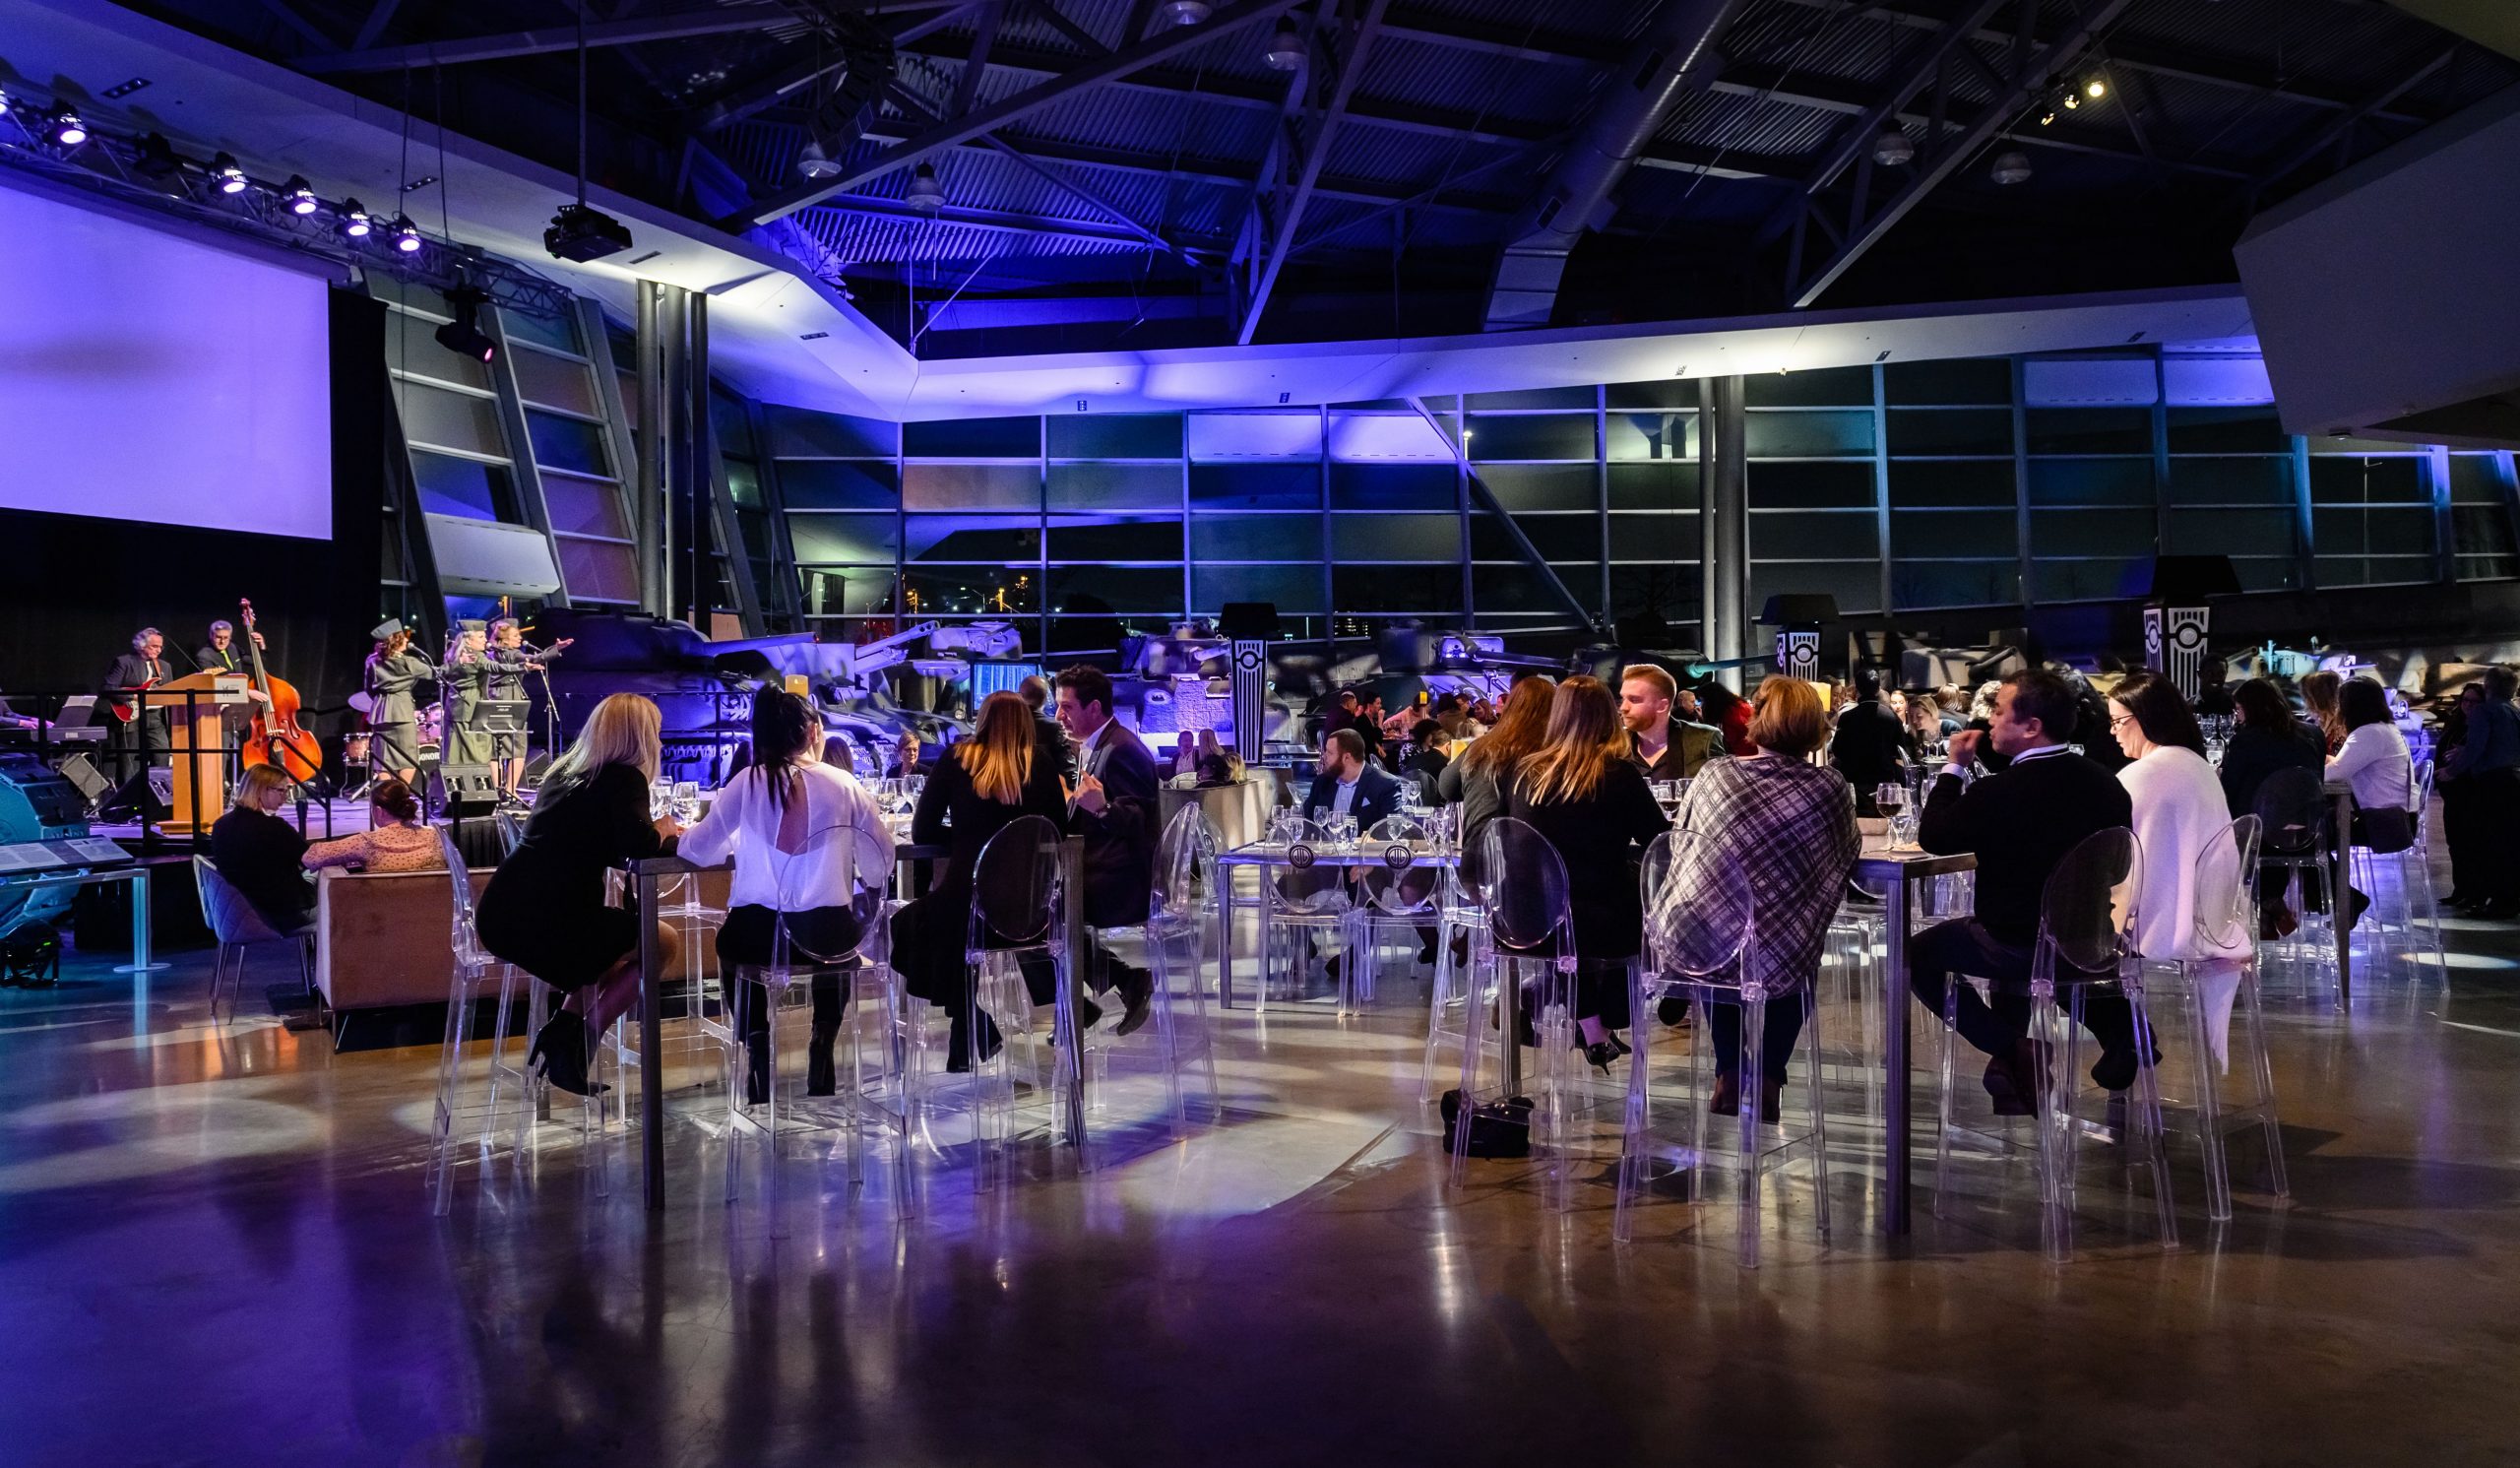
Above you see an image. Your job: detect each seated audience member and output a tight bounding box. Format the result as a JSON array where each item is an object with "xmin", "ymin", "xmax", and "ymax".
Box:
[
  {"xmin": 2194, "ymin": 660, "xmax": 2236, "ymax": 719},
  {"xmin": 889, "ymin": 692, "xmax": 1070, "ymax": 1070},
  {"xmin": 1902, "ymin": 693, "xmax": 1945, "ymax": 752},
  {"xmin": 1432, "ymin": 692, "xmax": 1478, "ymax": 740},
  {"xmin": 1652, "ymin": 675, "xmax": 1858, "ymax": 1120},
  {"xmin": 1504, "ymin": 674, "xmax": 1671, "ymax": 1071},
  {"xmin": 1620, "ymin": 663, "xmax": 1723, "ymax": 779},
  {"xmin": 477, "ymin": 693, "xmax": 685, "ymax": 1096},
  {"xmin": 1436, "ymin": 674, "xmax": 1554, "ymax": 882},
  {"xmin": 2441, "ymin": 670, "xmax": 2520, "ymax": 914},
  {"xmin": 2326, "ymin": 676, "xmax": 2413, "ymax": 925},
  {"xmin": 1960, "ymin": 678, "xmax": 2013, "ymax": 773},
  {"xmin": 822, "ymin": 735, "xmax": 857, "ymax": 774},
  {"xmin": 679, "ymin": 690, "xmax": 893, "ymax": 1100},
  {"xmin": 1935, "ymin": 685, "xmax": 1967, "ymax": 735},
  {"xmin": 2300, "ymin": 669, "xmax": 2345, "ymax": 755},
  {"xmin": 2219, "ymin": 676, "xmax": 2328, "ymax": 936},
  {"xmin": 211, "ymin": 764, "xmax": 315, "ymax": 934},
  {"xmin": 1055, "ymin": 664, "xmax": 1160, "ymax": 1034},
  {"xmin": 2109, "ymin": 671, "xmax": 2248, "ymax": 976},
  {"xmin": 1907, "ymin": 669, "xmax": 2138, "ymax": 1115},
  {"xmin": 1301, "ymin": 728, "xmax": 1403, "ymax": 831},
  {"xmin": 1700, "ymin": 682, "xmax": 1758, "ymax": 757},
  {"xmin": 303, "ymin": 778, "xmax": 442, "ymax": 874},
  {"xmin": 1828, "ymin": 667, "xmax": 1911, "ymax": 813},
  {"xmin": 1398, "ymin": 719, "xmax": 1452, "ymax": 801},
  {"xmin": 1018, "ymin": 673, "xmax": 1077, "ymax": 783}
]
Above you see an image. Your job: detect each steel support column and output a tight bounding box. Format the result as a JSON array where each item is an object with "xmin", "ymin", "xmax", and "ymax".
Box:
[{"xmin": 1710, "ymin": 375, "xmax": 1749, "ymax": 691}]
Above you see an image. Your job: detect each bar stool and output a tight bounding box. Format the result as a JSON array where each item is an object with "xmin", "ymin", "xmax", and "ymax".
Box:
[
  {"xmin": 2136, "ymin": 815, "xmax": 2290, "ymax": 1224},
  {"xmin": 426, "ymin": 828, "xmax": 606, "ymax": 1215},
  {"xmin": 2252, "ymin": 767, "xmax": 2340, "ymax": 1003},
  {"xmin": 1616, "ymin": 833, "xmax": 1830, "ymax": 1266},
  {"xmin": 1448, "ymin": 817, "xmax": 1588, "ymax": 1213}
]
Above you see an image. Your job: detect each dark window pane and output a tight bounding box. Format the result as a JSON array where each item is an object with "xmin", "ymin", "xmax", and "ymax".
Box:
[
  {"xmin": 2168, "ymin": 456, "xmax": 2294, "ymax": 506},
  {"xmin": 2450, "ymin": 455, "xmax": 2514, "ymax": 505},
  {"xmin": 1606, "ymin": 512, "xmax": 1698, "ymax": 563},
  {"xmin": 1605, "ymin": 380, "xmax": 1697, "ymax": 411},
  {"xmin": 906, "ymin": 565, "xmax": 1035, "ymax": 615},
  {"xmin": 1046, "ymin": 462, "xmax": 1180, "ymax": 510},
  {"xmin": 778, "ymin": 459, "xmax": 899, "ymax": 510},
  {"xmin": 1887, "ymin": 409, "xmax": 2011, "ymax": 456},
  {"xmin": 1894, "ymin": 509, "xmax": 2015, "ymax": 559},
  {"xmin": 1335, "ymin": 515, "xmax": 1464, "ymax": 561},
  {"xmin": 1191, "ymin": 462, "xmax": 1317, "ymax": 509},
  {"xmin": 394, "ymin": 380, "xmax": 501, "ymax": 454},
  {"xmin": 499, "ymin": 306, "xmax": 579, "ymax": 354},
  {"xmin": 410, "ymin": 450, "xmax": 516, "ymax": 521},
  {"xmin": 2167, "ymin": 509, "xmax": 2293, "ymax": 557},
  {"xmin": 2025, "ymin": 408, "xmax": 2151, "ymax": 455},
  {"xmin": 1045, "ymin": 516, "xmax": 1183, "ymax": 560},
  {"xmin": 1750, "ymin": 562, "xmax": 1878, "ymax": 615},
  {"xmin": 2454, "ymin": 504, "xmax": 2518, "ymax": 557},
  {"xmin": 1194, "ymin": 564, "xmax": 1322, "ymax": 612},
  {"xmin": 1045, "ymin": 413, "xmax": 1183, "ymax": 459},
  {"xmin": 2313, "ymin": 507, "xmax": 2433, "ymax": 556},
  {"xmin": 766, "ymin": 406, "xmax": 897, "ymax": 458},
  {"xmin": 1607, "ymin": 461, "xmax": 1701, "ymax": 511},
  {"xmin": 512, "ymin": 347, "xmax": 598, "ymax": 416},
  {"xmin": 1895, "ymin": 561, "xmax": 2016, "ymax": 609},
  {"xmin": 1751, "ymin": 512, "xmax": 1876, "ymax": 559},
  {"xmin": 735, "ymin": 508, "xmax": 773, "ymax": 559},
  {"xmin": 1745, "ymin": 410, "xmax": 1873, "ymax": 457},
  {"xmin": 1465, "ymin": 386, "xmax": 1595, "ymax": 410},
  {"xmin": 1745, "ymin": 365, "xmax": 1871, "ymax": 407},
  {"xmin": 2028, "ymin": 457, "xmax": 2153, "ymax": 507},
  {"xmin": 2168, "ymin": 406, "xmax": 2289, "ymax": 454},
  {"xmin": 2031, "ymin": 556, "xmax": 2149, "ymax": 604},
  {"xmin": 1191, "ymin": 515, "xmax": 1319, "ymax": 560},
  {"xmin": 1465, "ymin": 414, "xmax": 1595, "ymax": 460},
  {"xmin": 1472, "ymin": 515, "xmax": 1599, "ymax": 561},
  {"xmin": 2315, "ymin": 555, "xmax": 2433, "ymax": 587},
  {"xmin": 903, "ymin": 463, "xmax": 1038, "ymax": 511},
  {"xmin": 1749, "ymin": 459, "xmax": 1874, "ymax": 508},
  {"xmin": 2033, "ymin": 509, "xmax": 2158, "ymax": 556},
  {"xmin": 1890, "ymin": 459, "xmax": 2014, "ymax": 508},
  {"xmin": 1047, "ymin": 565, "xmax": 1182, "ymax": 613},
  {"xmin": 1886, "ymin": 357, "xmax": 2012, "ymax": 406},
  {"xmin": 526, "ymin": 412, "xmax": 610, "ymax": 476},
  {"xmin": 1608, "ymin": 564, "xmax": 1703, "ymax": 620},
  {"xmin": 788, "ymin": 514, "xmax": 900, "ymax": 564},
  {"xmin": 711, "ymin": 391, "xmax": 756, "ymax": 456},
  {"xmin": 1330, "ymin": 462, "xmax": 1455, "ymax": 510},
  {"xmin": 1606, "ymin": 412, "xmax": 1698, "ymax": 461},
  {"xmin": 1469, "ymin": 564, "xmax": 1580, "ymax": 616},
  {"xmin": 1338, "ymin": 564, "xmax": 1462, "ymax": 613},
  {"xmin": 726, "ymin": 459, "xmax": 764, "ymax": 509},
  {"xmin": 799, "ymin": 566, "xmax": 895, "ymax": 617},
  {"xmin": 904, "ymin": 516, "xmax": 1039, "ymax": 562},
  {"xmin": 1483, "ymin": 464, "xmax": 1600, "ymax": 511},
  {"xmin": 903, "ymin": 415, "xmax": 1037, "ymax": 458},
  {"xmin": 2308, "ymin": 456, "xmax": 2429, "ymax": 505},
  {"xmin": 542, "ymin": 479, "xmax": 627, "ymax": 539}
]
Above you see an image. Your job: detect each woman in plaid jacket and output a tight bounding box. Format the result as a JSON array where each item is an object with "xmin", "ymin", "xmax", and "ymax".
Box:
[{"xmin": 1654, "ymin": 675, "xmax": 1859, "ymax": 1120}]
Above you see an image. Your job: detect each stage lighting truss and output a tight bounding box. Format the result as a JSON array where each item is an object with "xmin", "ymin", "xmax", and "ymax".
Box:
[{"xmin": 0, "ymin": 96, "xmax": 579, "ymax": 322}]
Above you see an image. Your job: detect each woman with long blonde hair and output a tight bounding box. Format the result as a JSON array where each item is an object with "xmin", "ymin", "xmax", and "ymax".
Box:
[
  {"xmin": 476, "ymin": 693, "xmax": 684, "ymax": 1095},
  {"xmin": 1503, "ymin": 674, "xmax": 1670, "ymax": 1069},
  {"xmin": 890, "ymin": 691, "xmax": 1070, "ymax": 1069},
  {"xmin": 1436, "ymin": 674, "xmax": 1555, "ymax": 879}
]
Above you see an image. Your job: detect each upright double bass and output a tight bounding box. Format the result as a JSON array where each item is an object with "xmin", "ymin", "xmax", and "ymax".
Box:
[{"xmin": 237, "ymin": 599, "xmax": 323, "ymax": 783}]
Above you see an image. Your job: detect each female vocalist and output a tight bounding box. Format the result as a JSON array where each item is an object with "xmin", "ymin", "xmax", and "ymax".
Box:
[
  {"xmin": 486, "ymin": 617, "xmax": 570, "ymax": 805},
  {"xmin": 476, "ymin": 693, "xmax": 684, "ymax": 1096},
  {"xmin": 441, "ymin": 620, "xmax": 494, "ymax": 768},
  {"xmin": 363, "ymin": 619, "xmax": 437, "ymax": 786}
]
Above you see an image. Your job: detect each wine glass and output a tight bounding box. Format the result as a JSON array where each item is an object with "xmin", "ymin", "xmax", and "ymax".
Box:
[
  {"xmin": 1874, "ymin": 782, "xmax": 1909, "ymax": 848},
  {"xmin": 672, "ymin": 781, "xmax": 701, "ymax": 825}
]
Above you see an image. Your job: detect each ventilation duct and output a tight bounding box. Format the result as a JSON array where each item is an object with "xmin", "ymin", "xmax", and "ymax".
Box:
[{"xmin": 1481, "ymin": 0, "xmax": 1745, "ymax": 332}]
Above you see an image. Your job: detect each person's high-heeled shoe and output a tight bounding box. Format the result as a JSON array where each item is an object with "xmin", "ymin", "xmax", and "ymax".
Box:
[
  {"xmin": 1583, "ymin": 1039, "xmax": 1622, "ymax": 1074},
  {"xmin": 528, "ymin": 1012, "xmax": 607, "ymax": 1097}
]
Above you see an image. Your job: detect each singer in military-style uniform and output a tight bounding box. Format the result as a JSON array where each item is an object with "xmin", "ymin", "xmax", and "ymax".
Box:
[
  {"xmin": 485, "ymin": 617, "xmax": 570, "ymax": 804},
  {"xmin": 363, "ymin": 619, "xmax": 436, "ymax": 786},
  {"xmin": 442, "ymin": 620, "xmax": 494, "ymax": 767}
]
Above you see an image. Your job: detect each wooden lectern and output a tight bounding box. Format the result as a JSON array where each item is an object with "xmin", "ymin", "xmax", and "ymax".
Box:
[{"xmin": 135, "ymin": 672, "xmax": 249, "ymax": 834}]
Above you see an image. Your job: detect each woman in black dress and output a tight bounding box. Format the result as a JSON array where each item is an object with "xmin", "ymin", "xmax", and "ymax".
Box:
[
  {"xmin": 477, "ymin": 692, "xmax": 684, "ymax": 1095},
  {"xmin": 888, "ymin": 692, "xmax": 1069, "ymax": 1069},
  {"xmin": 208, "ymin": 763, "xmax": 315, "ymax": 934},
  {"xmin": 1503, "ymin": 674, "xmax": 1671, "ymax": 1070}
]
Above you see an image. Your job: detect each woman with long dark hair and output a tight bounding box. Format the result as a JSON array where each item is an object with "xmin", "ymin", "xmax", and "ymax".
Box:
[
  {"xmin": 1503, "ymin": 674, "xmax": 1670, "ymax": 1069},
  {"xmin": 2110, "ymin": 670, "xmax": 2244, "ymax": 975},
  {"xmin": 889, "ymin": 692, "xmax": 1070, "ymax": 1069},
  {"xmin": 2220, "ymin": 676, "xmax": 2328, "ymax": 937},
  {"xmin": 679, "ymin": 691, "xmax": 894, "ymax": 1099},
  {"xmin": 477, "ymin": 693, "xmax": 684, "ymax": 1095},
  {"xmin": 1435, "ymin": 673, "xmax": 1554, "ymax": 880},
  {"xmin": 2325, "ymin": 677, "xmax": 2413, "ymax": 928}
]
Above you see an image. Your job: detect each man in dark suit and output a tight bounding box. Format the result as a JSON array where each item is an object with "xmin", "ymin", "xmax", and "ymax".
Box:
[
  {"xmin": 1018, "ymin": 673, "xmax": 1076, "ymax": 783},
  {"xmin": 1055, "ymin": 664, "xmax": 1159, "ymax": 1035},
  {"xmin": 1828, "ymin": 666, "xmax": 1912, "ymax": 814},
  {"xmin": 1908, "ymin": 668, "xmax": 2139, "ymax": 1115},
  {"xmin": 103, "ymin": 627, "xmax": 173, "ymax": 784},
  {"xmin": 1300, "ymin": 728, "xmax": 1403, "ymax": 832}
]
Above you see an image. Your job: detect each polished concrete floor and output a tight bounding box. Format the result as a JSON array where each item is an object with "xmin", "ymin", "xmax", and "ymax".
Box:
[{"xmin": 5, "ymin": 869, "xmax": 2519, "ymax": 1467}]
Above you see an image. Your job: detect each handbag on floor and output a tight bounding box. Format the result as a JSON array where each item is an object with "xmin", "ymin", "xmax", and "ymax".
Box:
[{"xmin": 1439, "ymin": 1088, "xmax": 1534, "ymax": 1158}]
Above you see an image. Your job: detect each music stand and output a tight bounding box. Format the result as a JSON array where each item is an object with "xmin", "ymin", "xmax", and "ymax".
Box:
[{"xmin": 477, "ymin": 699, "xmax": 532, "ymax": 735}]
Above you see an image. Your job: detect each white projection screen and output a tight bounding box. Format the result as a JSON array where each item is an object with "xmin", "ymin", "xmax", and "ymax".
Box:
[{"xmin": 0, "ymin": 182, "xmax": 333, "ymax": 539}]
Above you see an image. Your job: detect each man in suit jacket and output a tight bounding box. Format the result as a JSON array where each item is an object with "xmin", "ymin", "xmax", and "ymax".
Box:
[
  {"xmin": 1056, "ymin": 664, "xmax": 1159, "ymax": 1035},
  {"xmin": 1909, "ymin": 668, "xmax": 2139, "ymax": 1116},
  {"xmin": 1828, "ymin": 666, "xmax": 1912, "ymax": 813},
  {"xmin": 1300, "ymin": 728, "xmax": 1404, "ymax": 831},
  {"xmin": 1620, "ymin": 664, "xmax": 1724, "ymax": 779},
  {"xmin": 103, "ymin": 627, "xmax": 173, "ymax": 783}
]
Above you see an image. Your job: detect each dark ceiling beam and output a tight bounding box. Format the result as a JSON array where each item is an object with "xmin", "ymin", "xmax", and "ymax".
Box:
[
  {"xmin": 1376, "ymin": 6, "xmax": 1617, "ymax": 66},
  {"xmin": 1120, "ymin": 0, "xmax": 1162, "ymax": 47},
  {"xmin": 724, "ymin": 0, "xmax": 1306, "ymax": 227},
  {"xmin": 1027, "ymin": 0, "xmax": 1112, "ymax": 57},
  {"xmin": 1289, "ymin": 131, "xmax": 1566, "ymax": 257},
  {"xmin": 800, "ymin": 193, "xmax": 1219, "ymax": 247},
  {"xmin": 295, "ymin": 5, "xmax": 813, "ymax": 72},
  {"xmin": 257, "ymin": 0, "xmax": 342, "ymax": 51},
  {"xmin": 1240, "ymin": 0, "xmax": 1393, "ymax": 345},
  {"xmin": 1791, "ymin": 0, "xmax": 2138, "ymax": 307},
  {"xmin": 950, "ymin": 0, "xmax": 1006, "ymax": 117},
  {"xmin": 884, "ymin": 81, "xmax": 1193, "ymax": 257},
  {"xmin": 2247, "ymin": 44, "xmax": 2460, "ymax": 199},
  {"xmin": 348, "ymin": 0, "xmax": 406, "ymax": 52}
]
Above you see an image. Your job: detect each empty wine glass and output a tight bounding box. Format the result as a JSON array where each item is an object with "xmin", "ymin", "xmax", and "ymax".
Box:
[{"xmin": 672, "ymin": 781, "xmax": 701, "ymax": 825}]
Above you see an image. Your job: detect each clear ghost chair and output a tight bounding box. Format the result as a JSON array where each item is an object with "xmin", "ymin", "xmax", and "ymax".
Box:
[
  {"xmin": 1448, "ymin": 817, "xmax": 1587, "ymax": 1212},
  {"xmin": 1087, "ymin": 803, "xmax": 1222, "ymax": 1140},
  {"xmin": 963, "ymin": 814, "xmax": 1085, "ymax": 1186},
  {"xmin": 1615, "ymin": 832, "xmax": 1831, "ymax": 1266},
  {"xmin": 1257, "ymin": 816, "xmax": 1353, "ymax": 1009},
  {"xmin": 2346, "ymin": 754, "xmax": 2443, "ymax": 977},
  {"xmin": 2138, "ymin": 815, "xmax": 2289, "ymax": 1223},
  {"xmin": 1341, "ymin": 813, "xmax": 1452, "ymax": 1015},
  {"xmin": 2252, "ymin": 767, "xmax": 2339, "ymax": 1003}
]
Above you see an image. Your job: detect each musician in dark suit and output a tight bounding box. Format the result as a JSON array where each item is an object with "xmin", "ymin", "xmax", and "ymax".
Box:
[
  {"xmin": 1054, "ymin": 664, "xmax": 1159, "ymax": 1036},
  {"xmin": 1300, "ymin": 728, "xmax": 1405, "ymax": 832},
  {"xmin": 103, "ymin": 627, "xmax": 172, "ymax": 783},
  {"xmin": 196, "ymin": 619, "xmax": 270, "ymax": 779}
]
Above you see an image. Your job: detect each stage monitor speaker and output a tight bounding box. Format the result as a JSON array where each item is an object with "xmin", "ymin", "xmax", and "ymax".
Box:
[
  {"xmin": 98, "ymin": 767, "xmax": 174, "ymax": 821},
  {"xmin": 440, "ymin": 762, "xmax": 499, "ymax": 818},
  {"xmin": 53, "ymin": 753, "xmax": 109, "ymax": 808},
  {"xmin": 1219, "ymin": 602, "xmax": 1281, "ymax": 640}
]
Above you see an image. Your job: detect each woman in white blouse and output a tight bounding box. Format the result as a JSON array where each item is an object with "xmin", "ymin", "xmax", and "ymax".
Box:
[
  {"xmin": 2109, "ymin": 671, "xmax": 2250, "ymax": 969},
  {"xmin": 678, "ymin": 690, "xmax": 895, "ymax": 1100},
  {"xmin": 2324, "ymin": 677, "xmax": 2417, "ymax": 929}
]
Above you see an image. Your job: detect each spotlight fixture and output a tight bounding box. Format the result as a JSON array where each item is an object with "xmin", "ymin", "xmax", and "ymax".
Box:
[
  {"xmin": 211, "ymin": 152, "xmax": 248, "ymax": 194},
  {"xmin": 1159, "ymin": 1, "xmax": 1213, "ymax": 25},
  {"xmin": 46, "ymin": 107, "xmax": 88, "ymax": 148},
  {"xmin": 1990, "ymin": 150, "xmax": 2032, "ymax": 185},
  {"xmin": 1870, "ymin": 129, "xmax": 1915, "ymax": 166},
  {"xmin": 2085, "ymin": 77, "xmax": 2107, "ymax": 99},
  {"xmin": 2062, "ymin": 91, "xmax": 2079, "ymax": 110},
  {"xmin": 338, "ymin": 198, "xmax": 372, "ymax": 237},
  {"xmin": 2039, "ymin": 109, "xmax": 2057, "ymax": 126},
  {"xmin": 433, "ymin": 285, "xmax": 497, "ymax": 364},
  {"xmin": 796, "ymin": 138, "xmax": 841, "ymax": 180},
  {"xmin": 904, "ymin": 160, "xmax": 944, "ymax": 213},
  {"xmin": 1264, "ymin": 22, "xmax": 1304, "ymax": 70},
  {"xmin": 283, "ymin": 175, "xmax": 319, "ymax": 215},
  {"xmin": 133, "ymin": 132, "xmax": 184, "ymax": 181},
  {"xmin": 390, "ymin": 214, "xmax": 423, "ymax": 253}
]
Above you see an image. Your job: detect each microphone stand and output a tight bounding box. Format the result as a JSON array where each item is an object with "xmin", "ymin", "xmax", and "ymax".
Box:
[{"xmin": 530, "ymin": 651, "xmax": 561, "ymax": 799}]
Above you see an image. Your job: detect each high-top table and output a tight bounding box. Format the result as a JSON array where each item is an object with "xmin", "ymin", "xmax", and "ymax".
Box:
[{"xmin": 1851, "ymin": 842, "xmax": 1977, "ymax": 1238}]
